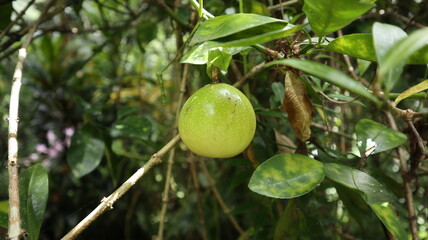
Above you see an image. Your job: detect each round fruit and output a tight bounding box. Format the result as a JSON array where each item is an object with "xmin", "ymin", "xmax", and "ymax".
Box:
[{"xmin": 178, "ymin": 83, "xmax": 256, "ymax": 158}]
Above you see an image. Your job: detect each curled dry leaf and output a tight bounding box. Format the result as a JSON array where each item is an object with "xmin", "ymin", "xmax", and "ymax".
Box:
[
  {"xmin": 282, "ymin": 71, "xmax": 312, "ymax": 141},
  {"xmin": 274, "ymin": 129, "xmax": 297, "ymax": 153}
]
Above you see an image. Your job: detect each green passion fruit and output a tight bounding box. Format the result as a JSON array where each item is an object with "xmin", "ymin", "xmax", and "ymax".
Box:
[{"xmin": 178, "ymin": 83, "xmax": 256, "ymax": 158}]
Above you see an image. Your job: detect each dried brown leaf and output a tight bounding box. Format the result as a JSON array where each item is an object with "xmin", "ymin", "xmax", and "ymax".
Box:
[{"xmin": 282, "ymin": 71, "xmax": 312, "ymax": 141}]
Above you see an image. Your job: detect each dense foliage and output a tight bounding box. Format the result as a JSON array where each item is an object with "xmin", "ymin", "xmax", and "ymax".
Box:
[{"xmin": 0, "ymin": 0, "xmax": 427, "ymax": 239}]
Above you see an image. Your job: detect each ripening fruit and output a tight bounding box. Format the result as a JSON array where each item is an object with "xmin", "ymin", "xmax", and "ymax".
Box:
[{"xmin": 178, "ymin": 83, "xmax": 256, "ymax": 158}]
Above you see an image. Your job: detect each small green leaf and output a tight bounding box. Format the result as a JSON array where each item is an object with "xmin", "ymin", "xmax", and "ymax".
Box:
[
  {"xmin": 248, "ymin": 153, "xmax": 325, "ymax": 199},
  {"xmin": 373, "ymin": 22, "xmax": 407, "ymax": 92},
  {"xmin": 326, "ymin": 34, "xmax": 377, "ymax": 61},
  {"xmin": 334, "ymin": 183, "xmax": 371, "ymax": 227},
  {"xmin": 378, "ymin": 27, "xmax": 428, "ymax": 78},
  {"xmin": 303, "ymin": 0, "xmax": 376, "ymax": 37},
  {"xmin": 111, "ymin": 115, "xmax": 152, "ymax": 139},
  {"xmin": 190, "ymin": 13, "xmax": 287, "ymax": 45},
  {"xmin": 0, "ymin": 200, "xmax": 8, "ymax": 228},
  {"xmin": 394, "ymin": 79, "xmax": 428, "ymax": 106},
  {"xmin": 370, "ymin": 202, "xmax": 407, "ymax": 240},
  {"xmin": 325, "ymin": 163, "xmax": 394, "ymax": 204},
  {"xmin": 355, "ymin": 119, "xmax": 407, "ymax": 155},
  {"xmin": 206, "ymin": 47, "xmax": 232, "ymax": 77},
  {"xmin": 19, "ymin": 164, "xmax": 49, "ymax": 240},
  {"xmin": 265, "ymin": 59, "xmax": 380, "ymax": 105},
  {"xmin": 67, "ymin": 125, "xmax": 105, "ymax": 178}
]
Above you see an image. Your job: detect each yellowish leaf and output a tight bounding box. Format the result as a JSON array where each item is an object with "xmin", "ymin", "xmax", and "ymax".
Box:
[
  {"xmin": 393, "ymin": 79, "xmax": 428, "ymax": 106},
  {"xmin": 282, "ymin": 71, "xmax": 312, "ymax": 141}
]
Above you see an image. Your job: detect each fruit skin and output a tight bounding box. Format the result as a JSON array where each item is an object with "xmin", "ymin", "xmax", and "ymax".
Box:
[{"xmin": 178, "ymin": 83, "xmax": 256, "ymax": 158}]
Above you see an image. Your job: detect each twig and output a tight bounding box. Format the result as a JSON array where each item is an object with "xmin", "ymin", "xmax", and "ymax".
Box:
[
  {"xmin": 267, "ymin": 0, "xmax": 299, "ymax": 11},
  {"xmin": 6, "ymin": 1, "xmax": 55, "ymax": 239},
  {"xmin": 189, "ymin": 154, "xmax": 208, "ymax": 240},
  {"xmin": 0, "ymin": 0, "xmax": 35, "ymax": 41},
  {"xmin": 386, "ymin": 8, "xmax": 426, "ymax": 29},
  {"xmin": 156, "ymin": 64, "xmax": 189, "ymax": 239},
  {"xmin": 199, "ymin": 159, "xmax": 250, "ymax": 240},
  {"xmin": 310, "ymin": 122, "xmax": 354, "ymax": 140},
  {"xmin": 385, "ymin": 112, "xmax": 419, "ymax": 240},
  {"xmin": 233, "ymin": 61, "xmax": 266, "ymax": 88},
  {"xmin": 61, "ymin": 135, "xmax": 181, "ymax": 240}
]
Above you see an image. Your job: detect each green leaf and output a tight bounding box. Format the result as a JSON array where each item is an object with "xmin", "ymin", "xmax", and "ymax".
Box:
[
  {"xmin": 378, "ymin": 28, "xmax": 428, "ymax": 78},
  {"xmin": 407, "ymin": 44, "xmax": 428, "ymax": 64},
  {"xmin": 394, "ymin": 79, "xmax": 428, "ymax": 106},
  {"xmin": 248, "ymin": 153, "xmax": 325, "ymax": 199},
  {"xmin": 355, "ymin": 119, "xmax": 407, "ymax": 155},
  {"xmin": 111, "ymin": 115, "xmax": 152, "ymax": 140},
  {"xmin": 190, "ymin": 13, "xmax": 287, "ymax": 45},
  {"xmin": 303, "ymin": 0, "xmax": 376, "ymax": 37},
  {"xmin": 334, "ymin": 183, "xmax": 371, "ymax": 227},
  {"xmin": 19, "ymin": 164, "xmax": 49, "ymax": 240},
  {"xmin": 0, "ymin": 3, "xmax": 13, "ymax": 31},
  {"xmin": 211, "ymin": 24, "xmax": 305, "ymax": 48},
  {"xmin": 325, "ymin": 163, "xmax": 394, "ymax": 204},
  {"xmin": 0, "ymin": 200, "xmax": 7, "ymax": 228},
  {"xmin": 370, "ymin": 202, "xmax": 407, "ymax": 240},
  {"xmin": 265, "ymin": 59, "xmax": 380, "ymax": 105},
  {"xmin": 274, "ymin": 200, "xmax": 309, "ymax": 240},
  {"xmin": 326, "ymin": 34, "xmax": 377, "ymax": 61},
  {"xmin": 373, "ymin": 22, "xmax": 407, "ymax": 92},
  {"xmin": 67, "ymin": 125, "xmax": 105, "ymax": 178},
  {"xmin": 181, "ymin": 41, "xmax": 250, "ymax": 65},
  {"xmin": 206, "ymin": 47, "xmax": 232, "ymax": 77}
]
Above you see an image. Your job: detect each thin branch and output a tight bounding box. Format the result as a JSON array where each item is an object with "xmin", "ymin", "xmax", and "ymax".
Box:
[
  {"xmin": 156, "ymin": 64, "xmax": 189, "ymax": 240},
  {"xmin": 267, "ymin": 0, "xmax": 299, "ymax": 11},
  {"xmin": 199, "ymin": 159, "xmax": 250, "ymax": 240},
  {"xmin": 386, "ymin": 8, "xmax": 426, "ymax": 29},
  {"xmin": 385, "ymin": 112, "xmax": 419, "ymax": 240},
  {"xmin": 0, "ymin": 0, "xmax": 35, "ymax": 41},
  {"xmin": 311, "ymin": 122, "xmax": 355, "ymax": 140},
  {"xmin": 60, "ymin": 135, "xmax": 181, "ymax": 240},
  {"xmin": 233, "ymin": 61, "xmax": 266, "ymax": 88},
  {"xmin": 6, "ymin": 1, "xmax": 55, "ymax": 239}
]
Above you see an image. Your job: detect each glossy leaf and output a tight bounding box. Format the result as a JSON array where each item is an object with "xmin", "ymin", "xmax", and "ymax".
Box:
[
  {"xmin": 326, "ymin": 34, "xmax": 376, "ymax": 61},
  {"xmin": 303, "ymin": 0, "xmax": 376, "ymax": 36},
  {"xmin": 355, "ymin": 119, "xmax": 407, "ymax": 155},
  {"xmin": 19, "ymin": 164, "xmax": 49, "ymax": 240},
  {"xmin": 206, "ymin": 47, "xmax": 232, "ymax": 77},
  {"xmin": 0, "ymin": 200, "xmax": 7, "ymax": 228},
  {"xmin": 370, "ymin": 203, "xmax": 407, "ymax": 240},
  {"xmin": 265, "ymin": 59, "xmax": 380, "ymax": 105},
  {"xmin": 111, "ymin": 115, "xmax": 152, "ymax": 139},
  {"xmin": 190, "ymin": 13, "xmax": 287, "ymax": 45},
  {"xmin": 282, "ymin": 71, "xmax": 312, "ymax": 141},
  {"xmin": 378, "ymin": 27, "xmax": 428, "ymax": 83},
  {"xmin": 248, "ymin": 153, "xmax": 325, "ymax": 199},
  {"xmin": 67, "ymin": 125, "xmax": 105, "ymax": 178},
  {"xmin": 373, "ymin": 22, "xmax": 407, "ymax": 92},
  {"xmin": 334, "ymin": 183, "xmax": 371, "ymax": 227},
  {"xmin": 181, "ymin": 41, "xmax": 249, "ymax": 65},
  {"xmin": 326, "ymin": 33, "xmax": 428, "ymax": 64},
  {"xmin": 394, "ymin": 79, "xmax": 428, "ymax": 106},
  {"xmin": 212, "ymin": 24, "xmax": 305, "ymax": 48},
  {"xmin": 325, "ymin": 163, "xmax": 394, "ymax": 204}
]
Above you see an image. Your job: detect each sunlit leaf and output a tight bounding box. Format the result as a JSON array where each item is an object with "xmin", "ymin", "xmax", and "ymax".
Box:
[
  {"xmin": 248, "ymin": 153, "xmax": 325, "ymax": 199},
  {"xmin": 355, "ymin": 119, "xmax": 407, "ymax": 155},
  {"xmin": 373, "ymin": 22, "xmax": 407, "ymax": 92},
  {"xmin": 67, "ymin": 125, "xmax": 105, "ymax": 178},
  {"xmin": 265, "ymin": 59, "xmax": 380, "ymax": 105},
  {"xmin": 325, "ymin": 163, "xmax": 395, "ymax": 204},
  {"xmin": 111, "ymin": 115, "xmax": 152, "ymax": 140},
  {"xmin": 370, "ymin": 202, "xmax": 407, "ymax": 240},
  {"xmin": 282, "ymin": 71, "xmax": 312, "ymax": 141},
  {"xmin": 326, "ymin": 34, "xmax": 377, "ymax": 61},
  {"xmin": 181, "ymin": 41, "xmax": 250, "ymax": 65},
  {"xmin": 393, "ymin": 79, "xmax": 428, "ymax": 106},
  {"xmin": 303, "ymin": 0, "xmax": 376, "ymax": 36},
  {"xmin": 19, "ymin": 164, "xmax": 49, "ymax": 240},
  {"xmin": 206, "ymin": 47, "xmax": 232, "ymax": 77},
  {"xmin": 190, "ymin": 13, "xmax": 287, "ymax": 45}
]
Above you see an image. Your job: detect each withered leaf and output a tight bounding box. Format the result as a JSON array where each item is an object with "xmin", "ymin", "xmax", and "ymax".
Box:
[
  {"xmin": 274, "ymin": 129, "xmax": 297, "ymax": 153},
  {"xmin": 282, "ymin": 71, "xmax": 312, "ymax": 141}
]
